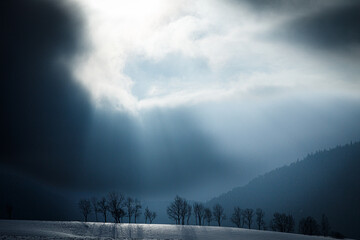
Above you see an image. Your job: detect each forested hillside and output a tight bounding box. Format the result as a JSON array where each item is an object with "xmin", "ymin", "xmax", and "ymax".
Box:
[{"xmin": 208, "ymin": 142, "xmax": 360, "ymax": 239}]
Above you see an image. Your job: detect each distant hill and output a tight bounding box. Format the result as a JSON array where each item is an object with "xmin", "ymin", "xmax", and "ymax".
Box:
[{"xmin": 207, "ymin": 142, "xmax": 360, "ymax": 239}]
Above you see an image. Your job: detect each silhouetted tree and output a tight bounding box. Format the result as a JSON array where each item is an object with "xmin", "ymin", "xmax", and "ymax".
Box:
[
  {"xmin": 240, "ymin": 210, "xmax": 246, "ymax": 227},
  {"xmin": 299, "ymin": 216, "xmax": 319, "ymax": 236},
  {"xmin": 213, "ymin": 203, "xmax": 226, "ymax": 226},
  {"xmin": 108, "ymin": 192, "xmax": 125, "ymax": 223},
  {"xmin": 78, "ymin": 199, "xmax": 92, "ymax": 222},
  {"xmin": 256, "ymin": 208, "xmax": 265, "ymax": 230},
  {"xmin": 149, "ymin": 211, "xmax": 157, "ymax": 224},
  {"xmin": 285, "ymin": 214, "xmax": 295, "ymax": 233},
  {"xmin": 270, "ymin": 213, "xmax": 283, "ymax": 232},
  {"xmin": 134, "ymin": 199, "xmax": 142, "ymax": 223},
  {"xmin": 270, "ymin": 212, "xmax": 295, "ymax": 233},
  {"xmin": 321, "ymin": 214, "xmax": 330, "ymax": 237},
  {"xmin": 144, "ymin": 206, "xmax": 156, "ymax": 224},
  {"xmin": 125, "ymin": 197, "xmax": 135, "ymax": 223},
  {"xmin": 91, "ymin": 197, "xmax": 99, "ymax": 222},
  {"xmin": 204, "ymin": 208, "xmax": 212, "ymax": 226},
  {"xmin": 231, "ymin": 207, "xmax": 242, "ymax": 228},
  {"xmin": 167, "ymin": 195, "xmax": 183, "ymax": 224},
  {"xmin": 97, "ymin": 197, "xmax": 108, "ymax": 222},
  {"xmin": 243, "ymin": 208, "xmax": 254, "ymax": 229},
  {"xmin": 180, "ymin": 198, "xmax": 190, "ymax": 225},
  {"xmin": 144, "ymin": 207, "xmax": 151, "ymax": 223},
  {"xmin": 186, "ymin": 205, "xmax": 192, "ymax": 225},
  {"xmin": 193, "ymin": 202, "xmax": 205, "ymax": 225}
]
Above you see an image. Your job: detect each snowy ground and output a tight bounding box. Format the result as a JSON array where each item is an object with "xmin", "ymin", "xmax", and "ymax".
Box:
[{"xmin": 0, "ymin": 220, "xmax": 341, "ymax": 240}]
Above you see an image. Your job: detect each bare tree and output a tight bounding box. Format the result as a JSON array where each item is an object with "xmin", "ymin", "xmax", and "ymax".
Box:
[
  {"xmin": 149, "ymin": 211, "xmax": 157, "ymax": 224},
  {"xmin": 78, "ymin": 199, "xmax": 92, "ymax": 222},
  {"xmin": 134, "ymin": 199, "xmax": 142, "ymax": 223},
  {"xmin": 97, "ymin": 197, "xmax": 108, "ymax": 222},
  {"xmin": 108, "ymin": 192, "xmax": 125, "ymax": 223},
  {"xmin": 167, "ymin": 195, "xmax": 183, "ymax": 224},
  {"xmin": 144, "ymin": 206, "xmax": 156, "ymax": 224},
  {"xmin": 299, "ymin": 216, "xmax": 319, "ymax": 235},
  {"xmin": 321, "ymin": 214, "xmax": 330, "ymax": 237},
  {"xmin": 179, "ymin": 198, "xmax": 191, "ymax": 225},
  {"xmin": 167, "ymin": 196, "xmax": 190, "ymax": 225},
  {"xmin": 144, "ymin": 207, "xmax": 151, "ymax": 223},
  {"xmin": 91, "ymin": 197, "xmax": 99, "ymax": 222},
  {"xmin": 204, "ymin": 208, "xmax": 212, "ymax": 226},
  {"xmin": 256, "ymin": 208, "xmax": 265, "ymax": 230},
  {"xmin": 125, "ymin": 197, "xmax": 135, "ymax": 223},
  {"xmin": 270, "ymin": 212, "xmax": 295, "ymax": 233},
  {"xmin": 193, "ymin": 202, "xmax": 205, "ymax": 226},
  {"xmin": 285, "ymin": 214, "xmax": 295, "ymax": 233},
  {"xmin": 186, "ymin": 205, "xmax": 192, "ymax": 225},
  {"xmin": 240, "ymin": 210, "xmax": 245, "ymax": 228},
  {"xmin": 231, "ymin": 207, "xmax": 242, "ymax": 228},
  {"xmin": 270, "ymin": 212, "xmax": 285, "ymax": 232},
  {"xmin": 243, "ymin": 208, "xmax": 254, "ymax": 229},
  {"xmin": 213, "ymin": 203, "xmax": 226, "ymax": 226}
]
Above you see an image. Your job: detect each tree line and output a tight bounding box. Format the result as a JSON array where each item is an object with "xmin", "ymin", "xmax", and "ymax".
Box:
[
  {"xmin": 166, "ymin": 195, "xmax": 226, "ymax": 226},
  {"xmin": 166, "ymin": 195, "xmax": 339, "ymax": 238},
  {"xmin": 78, "ymin": 192, "xmax": 156, "ymax": 224},
  {"xmin": 79, "ymin": 194, "xmax": 342, "ymax": 239}
]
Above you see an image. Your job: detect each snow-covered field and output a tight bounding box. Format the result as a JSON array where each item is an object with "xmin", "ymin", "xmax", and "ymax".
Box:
[{"xmin": 0, "ymin": 220, "xmax": 340, "ymax": 240}]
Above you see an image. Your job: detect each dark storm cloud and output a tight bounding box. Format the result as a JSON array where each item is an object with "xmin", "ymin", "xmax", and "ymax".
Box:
[
  {"xmin": 0, "ymin": 0, "xmax": 241, "ymax": 201},
  {"xmin": 231, "ymin": 0, "xmax": 346, "ymax": 13},
  {"xmin": 242, "ymin": 0, "xmax": 360, "ymax": 52},
  {"xmin": 237, "ymin": 0, "xmax": 318, "ymax": 12},
  {"xmin": 242, "ymin": 0, "xmax": 360, "ymax": 12},
  {"xmin": 0, "ymin": 0, "xmax": 92, "ymax": 184},
  {"xmin": 282, "ymin": 2, "xmax": 360, "ymax": 51}
]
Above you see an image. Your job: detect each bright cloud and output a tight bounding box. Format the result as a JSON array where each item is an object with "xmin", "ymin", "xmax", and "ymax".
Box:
[{"xmin": 73, "ymin": 0, "xmax": 360, "ymax": 113}]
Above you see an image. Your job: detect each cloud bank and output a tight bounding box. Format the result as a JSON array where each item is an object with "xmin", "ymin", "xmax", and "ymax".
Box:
[{"xmin": 75, "ymin": 0, "xmax": 360, "ymax": 112}]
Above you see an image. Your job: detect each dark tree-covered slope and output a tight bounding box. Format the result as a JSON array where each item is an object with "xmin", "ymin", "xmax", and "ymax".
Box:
[{"xmin": 208, "ymin": 142, "xmax": 360, "ymax": 238}]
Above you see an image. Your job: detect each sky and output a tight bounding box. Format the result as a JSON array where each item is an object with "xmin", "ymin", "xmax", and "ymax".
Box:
[{"xmin": 1, "ymin": 0, "xmax": 360, "ymax": 202}]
